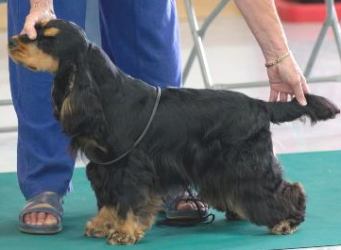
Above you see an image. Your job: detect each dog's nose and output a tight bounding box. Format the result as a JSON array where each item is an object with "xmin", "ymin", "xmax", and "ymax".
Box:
[{"xmin": 8, "ymin": 38, "xmax": 18, "ymax": 49}]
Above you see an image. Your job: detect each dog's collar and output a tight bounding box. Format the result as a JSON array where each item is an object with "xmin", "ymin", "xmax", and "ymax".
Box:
[{"xmin": 90, "ymin": 86, "xmax": 162, "ymax": 165}]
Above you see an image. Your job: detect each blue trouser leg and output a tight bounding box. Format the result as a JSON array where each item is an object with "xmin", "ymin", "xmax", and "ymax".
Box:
[
  {"xmin": 98, "ymin": 0, "xmax": 182, "ymax": 87},
  {"xmin": 7, "ymin": 0, "xmax": 86, "ymax": 200}
]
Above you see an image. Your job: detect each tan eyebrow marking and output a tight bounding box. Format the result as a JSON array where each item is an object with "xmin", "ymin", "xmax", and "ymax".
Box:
[{"xmin": 43, "ymin": 27, "xmax": 60, "ymax": 37}]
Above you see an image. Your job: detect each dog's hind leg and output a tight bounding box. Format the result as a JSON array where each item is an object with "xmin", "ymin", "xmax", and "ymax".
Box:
[
  {"xmin": 242, "ymin": 180, "xmax": 306, "ymax": 234},
  {"xmin": 223, "ymin": 129, "xmax": 306, "ymax": 234},
  {"xmin": 234, "ymin": 165, "xmax": 306, "ymax": 234},
  {"xmin": 269, "ymin": 182, "xmax": 306, "ymax": 234}
]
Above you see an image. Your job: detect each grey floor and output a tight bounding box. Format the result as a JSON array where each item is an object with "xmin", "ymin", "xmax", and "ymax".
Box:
[{"xmin": 0, "ymin": 13, "xmax": 341, "ymax": 250}]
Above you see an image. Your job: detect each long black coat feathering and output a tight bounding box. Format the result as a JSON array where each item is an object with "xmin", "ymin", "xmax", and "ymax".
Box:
[{"xmin": 8, "ymin": 19, "xmax": 340, "ymax": 245}]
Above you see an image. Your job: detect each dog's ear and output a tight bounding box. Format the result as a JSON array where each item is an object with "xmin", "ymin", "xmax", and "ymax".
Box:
[
  {"xmin": 52, "ymin": 56, "xmax": 107, "ymax": 145},
  {"xmin": 52, "ymin": 60, "xmax": 76, "ymax": 119}
]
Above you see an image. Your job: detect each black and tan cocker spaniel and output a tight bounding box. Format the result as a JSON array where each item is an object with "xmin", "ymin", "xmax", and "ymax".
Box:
[{"xmin": 9, "ymin": 19, "xmax": 340, "ymax": 245}]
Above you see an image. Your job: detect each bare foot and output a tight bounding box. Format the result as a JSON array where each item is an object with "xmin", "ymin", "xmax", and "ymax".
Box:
[
  {"xmin": 24, "ymin": 212, "xmax": 58, "ymax": 226},
  {"xmin": 176, "ymin": 200, "xmax": 207, "ymax": 212}
]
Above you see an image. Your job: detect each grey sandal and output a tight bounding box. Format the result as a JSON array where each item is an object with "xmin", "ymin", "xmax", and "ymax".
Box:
[
  {"xmin": 18, "ymin": 192, "xmax": 63, "ymax": 234},
  {"xmin": 160, "ymin": 187, "xmax": 213, "ymax": 226}
]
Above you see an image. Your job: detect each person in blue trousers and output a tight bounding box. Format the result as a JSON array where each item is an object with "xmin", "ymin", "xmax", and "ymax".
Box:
[{"xmin": 8, "ymin": 0, "xmax": 309, "ymax": 234}]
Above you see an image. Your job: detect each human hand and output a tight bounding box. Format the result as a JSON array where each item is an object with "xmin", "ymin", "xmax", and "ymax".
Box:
[
  {"xmin": 21, "ymin": 0, "xmax": 56, "ymax": 40},
  {"xmin": 267, "ymin": 53, "xmax": 309, "ymax": 106}
]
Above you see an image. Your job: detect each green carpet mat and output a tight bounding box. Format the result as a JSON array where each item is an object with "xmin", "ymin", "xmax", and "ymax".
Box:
[{"xmin": 0, "ymin": 151, "xmax": 340, "ymax": 250}]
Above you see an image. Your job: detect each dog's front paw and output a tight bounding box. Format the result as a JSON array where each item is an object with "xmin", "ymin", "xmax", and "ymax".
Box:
[
  {"xmin": 84, "ymin": 219, "xmax": 112, "ymax": 238},
  {"xmin": 107, "ymin": 229, "xmax": 143, "ymax": 245},
  {"xmin": 271, "ymin": 220, "xmax": 297, "ymax": 235}
]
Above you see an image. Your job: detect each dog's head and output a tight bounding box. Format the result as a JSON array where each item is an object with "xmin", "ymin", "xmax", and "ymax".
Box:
[
  {"xmin": 9, "ymin": 20, "xmax": 108, "ymax": 139},
  {"xmin": 8, "ymin": 19, "xmax": 88, "ymax": 73}
]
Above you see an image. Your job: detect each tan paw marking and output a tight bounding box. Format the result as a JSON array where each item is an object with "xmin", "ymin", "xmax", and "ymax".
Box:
[
  {"xmin": 85, "ymin": 206, "xmax": 149, "ymax": 244},
  {"xmin": 85, "ymin": 219, "xmax": 112, "ymax": 238},
  {"xmin": 84, "ymin": 207, "xmax": 116, "ymax": 238},
  {"xmin": 107, "ymin": 229, "xmax": 141, "ymax": 245},
  {"xmin": 271, "ymin": 220, "xmax": 297, "ymax": 235}
]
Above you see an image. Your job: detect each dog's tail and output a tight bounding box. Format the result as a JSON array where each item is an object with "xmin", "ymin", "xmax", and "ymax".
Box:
[{"xmin": 266, "ymin": 94, "xmax": 340, "ymax": 124}]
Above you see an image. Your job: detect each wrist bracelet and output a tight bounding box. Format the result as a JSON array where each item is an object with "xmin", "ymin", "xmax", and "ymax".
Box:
[{"xmin": 265, "ymin": 51, "xmax": 290, "ymax": 68}]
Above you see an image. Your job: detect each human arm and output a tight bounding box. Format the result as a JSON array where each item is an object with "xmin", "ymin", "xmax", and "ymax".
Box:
[
  {"xmin": 234, "ymin": 0, "xmax": 309, "ymax": 105},
  {"xmin": 21, "ymin": 0, "xmax": 56, "ymax": 40}
]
